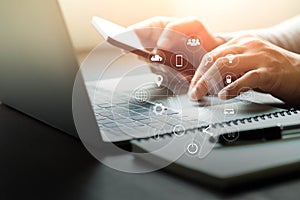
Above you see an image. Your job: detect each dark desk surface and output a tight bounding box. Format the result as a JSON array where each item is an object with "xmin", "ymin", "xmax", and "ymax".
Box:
[{"xmin": 1, "ymin": 103, "xmax": 300, "ymax": 200}]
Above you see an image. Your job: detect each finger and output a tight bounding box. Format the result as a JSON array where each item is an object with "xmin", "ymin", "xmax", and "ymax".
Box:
[
  {"xmin": 209, "ymin": 35, "xmax": 258, "ymax": 59},
  {"xmin": 137, "ymin": 55, "xmax": 149, "ymax": 63},
  {"xmin": 212, "ymin": 55, "xmax": 258, "ymax": 77},
  {"xmin": 158, "ymin": 16, "xmax": 214, "ymax": 51},
  {"xmin": 190, "ymin": 53, "xmax": 215, "ymax": 89},
  {"xmin": 189, "ymin": 43, "xmax": 243, "ymax": 90},
  {"xmin": 188, "ymin": 62, "xmax": 223, "ymax": 100},
  {"xmin": 189, "ymin": 54, "xmax": 259, "ymax": 100},
  {"xmin": 128, "ymin": 17, "xmax": 176, "ymax": 51},
  {"xmin": 154, "ymin": 17, "xmax": 207, "ymax": 69},
  {"xmin": 218, "ymin": 69, "xmax": 262, "ymax": 100}
]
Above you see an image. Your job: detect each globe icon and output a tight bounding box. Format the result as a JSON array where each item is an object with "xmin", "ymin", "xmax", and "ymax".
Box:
[{"xmin": 134, "ymin": 89, "xmax": 149, "ymax": 103}]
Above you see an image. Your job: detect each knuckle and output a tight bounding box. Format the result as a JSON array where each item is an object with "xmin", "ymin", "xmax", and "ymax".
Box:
[
  {"xmin": 234, "ymin": 35, "xmax": 265, "ymax": 48},
  {"xmin": 251, "ymin": 38, "xmax": 264, "ymax": 46},
  {"xmin": 215, "ymin": 57, "xmax": 226, "ymax": 70},
  {"xmin": 261, "ymin": 47, "xmax": 281, "ymax": 60},
  {"xmin": 260, "ymin": 70, "xmax": 274, "ymax": 89},
  {"xmin": 185, "ymin": 16, "xmax": 204, "ymax": 29},
  {"xmin": 247, "ymin": 70, "xmax": 261, "ymax": 83},
  {"xmin": 232, "ymin": 34, "xmax": 255, "ymax": 43},
  {"xmin": 249, "ymin": 69, "xmax": 271, "ymax": 88},
  {"xmin": 245, "ymin": 38, "xmax": 265, "ymax": 48}
]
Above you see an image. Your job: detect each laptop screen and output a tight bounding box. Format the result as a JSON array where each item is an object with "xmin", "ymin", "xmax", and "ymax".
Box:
[{"xmin": 0, "ymin": 0, "xmax": 80, "ymax": 136}]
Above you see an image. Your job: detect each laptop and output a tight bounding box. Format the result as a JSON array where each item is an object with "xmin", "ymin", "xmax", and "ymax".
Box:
[
  {"xmin": 2, "ymin": 0, "xmax": 300, "ymax": 189},
  {"xmin": 0, "ymin": 0, "xmax": 228, "ymax": 144}
]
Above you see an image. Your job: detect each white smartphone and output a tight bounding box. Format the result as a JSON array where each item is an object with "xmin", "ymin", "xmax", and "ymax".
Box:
[
  {"xmin": 92, "ymin": 16, "xmax": 152, "ymax": 59},
  {"xmin": 92, "ymin": 16, "xmax": 192, "ymax": 69}
]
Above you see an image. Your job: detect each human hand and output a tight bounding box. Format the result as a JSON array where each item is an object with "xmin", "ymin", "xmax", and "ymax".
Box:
[
  {"xmin": 189, "ymin": 35, "xmax": 300, "ymax": 105},
  {"xmin": 129, "ymin": 16, "xmax": 224, "ymax": 82}
]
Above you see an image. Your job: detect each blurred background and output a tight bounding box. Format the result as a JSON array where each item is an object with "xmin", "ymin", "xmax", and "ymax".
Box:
[{"xmin": 59, "ymin": 0, "xmax": 300, "ymax": 55}]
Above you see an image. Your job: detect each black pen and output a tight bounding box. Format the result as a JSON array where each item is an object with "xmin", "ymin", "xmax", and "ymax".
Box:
[{"xmin": 209, "ymin": 124, "xmax": 300, "ymax": 145}]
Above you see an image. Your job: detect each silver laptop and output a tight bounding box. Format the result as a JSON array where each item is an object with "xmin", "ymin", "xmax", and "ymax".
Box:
[
  {"xmin": 3, "ymin": 1, "xmax": 300, "ymax": 188},
  {"xmin": 0, "ymin": 0, "xmax": 224, "ymax": 143}
]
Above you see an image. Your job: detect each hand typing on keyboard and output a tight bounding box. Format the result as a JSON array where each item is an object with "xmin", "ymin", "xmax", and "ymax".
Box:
[{"xmin": 128, "ymin": 16, "xmax": 224, "ymax": 84}]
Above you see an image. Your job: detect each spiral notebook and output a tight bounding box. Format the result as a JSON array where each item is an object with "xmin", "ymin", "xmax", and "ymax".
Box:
[{"xmin": 131, "ymin": 102, "xmax": 300, "ymax": 189}]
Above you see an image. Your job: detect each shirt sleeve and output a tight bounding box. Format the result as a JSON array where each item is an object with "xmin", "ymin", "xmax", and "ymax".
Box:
[{"xmin": 216, "ymin": 15, "xmax": 300, "ymax": 54}]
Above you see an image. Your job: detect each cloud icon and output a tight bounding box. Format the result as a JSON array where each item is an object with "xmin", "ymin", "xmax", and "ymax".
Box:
[{"xmin": 150, "ymin": 54, "xmax": 163, "ymax": 62}]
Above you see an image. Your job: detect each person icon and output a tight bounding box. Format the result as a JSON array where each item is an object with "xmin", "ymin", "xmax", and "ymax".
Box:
[
  {"xmin": 187, "ymin": 38, "xmax": 200, "ymax": 47},
  {"xmin": 187, "ymin": 38, "xmax": 192, "ymax": 46}
]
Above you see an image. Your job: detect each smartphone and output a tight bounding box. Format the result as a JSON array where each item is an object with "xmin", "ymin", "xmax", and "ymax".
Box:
[
  {"xmin": 92, "ymin": 16, "xmax": 192, "ymax": 69},
  {"xmin": 175, "ymin": 55, "xmax": 183, "ymax": 67},
  {"xmin": 92, "ymin": 16, "xmax": 152, "ymax": 59}
]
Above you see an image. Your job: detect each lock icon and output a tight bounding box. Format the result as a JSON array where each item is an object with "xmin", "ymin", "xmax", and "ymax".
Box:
[{"xmin": 226, "ymin": 75, "xmax": 232, "ymax": 84}]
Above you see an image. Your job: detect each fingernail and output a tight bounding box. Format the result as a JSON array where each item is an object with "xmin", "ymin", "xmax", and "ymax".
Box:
[
  {"xmin": 218, "ymin": 89, "xmax": 227, "ymax": 100},
  {"xmin": 189, "ymin": 87, "xmax": 198, "ymax": 100}
]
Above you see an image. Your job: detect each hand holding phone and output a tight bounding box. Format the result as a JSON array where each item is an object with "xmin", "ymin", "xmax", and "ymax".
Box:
[{"xmin": 92, "ymin": 17, "xmax": 197, "ymax": 80}]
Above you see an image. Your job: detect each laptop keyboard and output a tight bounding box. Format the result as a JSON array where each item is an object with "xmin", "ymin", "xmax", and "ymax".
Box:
[{"xmin": 91, "ymin": 88, "xmax": 199, "ymax": 141}]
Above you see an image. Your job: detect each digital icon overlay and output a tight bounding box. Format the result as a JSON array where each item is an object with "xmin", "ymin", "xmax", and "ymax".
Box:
[
  {"xmin": 222, "ymin": 131, "xmax": 239, "ymax": 142},
  {"xmin": 225, "ymin": 75, "xmax": 232, "ymax": 84},
  {"xmin": 175, "ymin": 54, "xmax": 183, "ymax": 67},
  {"xmin": 187, "ymin": 38, "xmax": 201, "ymax": 47},
  {"xmin": 153, "ymin": 103, "xmax": 166, "ymax": 115},
  {"xmin": 205, "ymin": 54, "xmax": 213, "ymax": 66},
  {"xmin": 155, "ymin": 75, "xmax": 163, "ymax": 87},
  {"xmin": 224, "ymin": 108, "xmax": 235, "ymax": 115},
  {"xmin": 226, "ymin": 54, "xmax": 234, "ymax": 64},
  {"xmin": 173, "ymin": 124, "xmax": 185, "ymax": 137},
  {"xmin": 74, "ymin": 26, "xmax": 226, "ymax": 173},
  {"xmin": 186, "ymin": 142, "xmax": 199, "ymax": 155},
  {"xmin": 134, "ymin": 89, "xmax": 150, "ymax": 103},
  {"xmin": 150, "ymin": 54, "xmax": 163, "ymax": 62}
]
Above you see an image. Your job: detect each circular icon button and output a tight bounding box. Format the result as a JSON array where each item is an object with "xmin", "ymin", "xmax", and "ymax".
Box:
[
  {"xmin": 185, "ymin": 35, "xmax": 202, "ymax": 52},
  {"xmin": 133, "ymin": 88, "xmax": 150, "ymax": 103},
  {"xmin": 172, "ymin": 124, "xmax": 185, "ymax": 137},
  {"xmin": 186, "ymin": 142, "xmax": 199, "ymax": 155},
  {"xmin": 222, "ymin": 132, "xmax": 239, "ymax": 143}
]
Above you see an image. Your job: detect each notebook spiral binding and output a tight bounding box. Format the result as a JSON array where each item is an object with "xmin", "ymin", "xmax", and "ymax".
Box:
[{"xmin": 137, "ymin": 108, "xmax": 299, "ymax": 141}]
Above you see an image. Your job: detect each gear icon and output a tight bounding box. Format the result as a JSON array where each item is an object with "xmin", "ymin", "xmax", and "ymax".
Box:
[{"xmin": 153, "ymin": 103, "xmax": 166, "ymax": 115}]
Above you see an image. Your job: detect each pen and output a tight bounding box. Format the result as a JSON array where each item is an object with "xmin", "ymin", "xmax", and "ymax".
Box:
[{"xmin": 209, "ymin": 124, "xmax": 300, "ymax": 145}]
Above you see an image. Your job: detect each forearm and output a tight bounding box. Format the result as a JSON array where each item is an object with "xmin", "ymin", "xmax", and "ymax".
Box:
[{"xmin": 216, "ymin": 15, "xmax": 300, "ymax": 54}]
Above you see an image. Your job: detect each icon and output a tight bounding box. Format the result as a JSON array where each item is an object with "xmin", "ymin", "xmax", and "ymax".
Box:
[
  {"xmin": 227, "ymin": 132, "xmax": 236, "ymax": 138},
  {"xmin": 173, "ymin": 124, "xmax": 185, "ymax": 137},
  {"xmin": 150, "ymin": 54, "xmax": 163, "ymax": 62},
  {"xmin": 226, "ymin": 54, "xmax": 234, "ymax": 64},
  {"xmin": 225, "ymin": 75, "xmax": 232, "ymax": 84},
  {"xmin": 187, "ymin": 142, "xmax": 199, "ymax": 155},
  {"xmin": 187, "ymin": 38, "xmax": 200, "ymax": 47},
  {"xmin": 205, "ymin": 54, "xmax": 213, "ymax": 66},
  {"xmin": 222, "ymin": 131, "xmax": 239, "ymax": 142},
  {"xmin": 203, "ymin": 125, "xmax": 213, "ymax": 136},
  {"xmin": 155, "ymin": 75, "xmax": 163, "ymax": 87},
  {"xmin": 153, "ymin": 129, "xmax": 161, "ymax": 140},
  {"xmin": 134, "ymin": 89, "xmax": 149, "ymax": 103},
  {"xmin": 153, "ymin": 103, "xmax": 166, "ymax": 115},
  {"xmin": 239, "ymin": 91, "xmax": 253, "ymax": 99},
  {"xmin": 224, "ymin": 108, "xmax": 235, "ymax": 115},
  {"xmin": 175, "ymin": 54, "xmax": 183, "ymax": 67}
]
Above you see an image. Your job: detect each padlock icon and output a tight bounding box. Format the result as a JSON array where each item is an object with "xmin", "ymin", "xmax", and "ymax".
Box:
[{"xmin": 226, "ymin": 75, "xmax": 232, "ymax": 84}]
